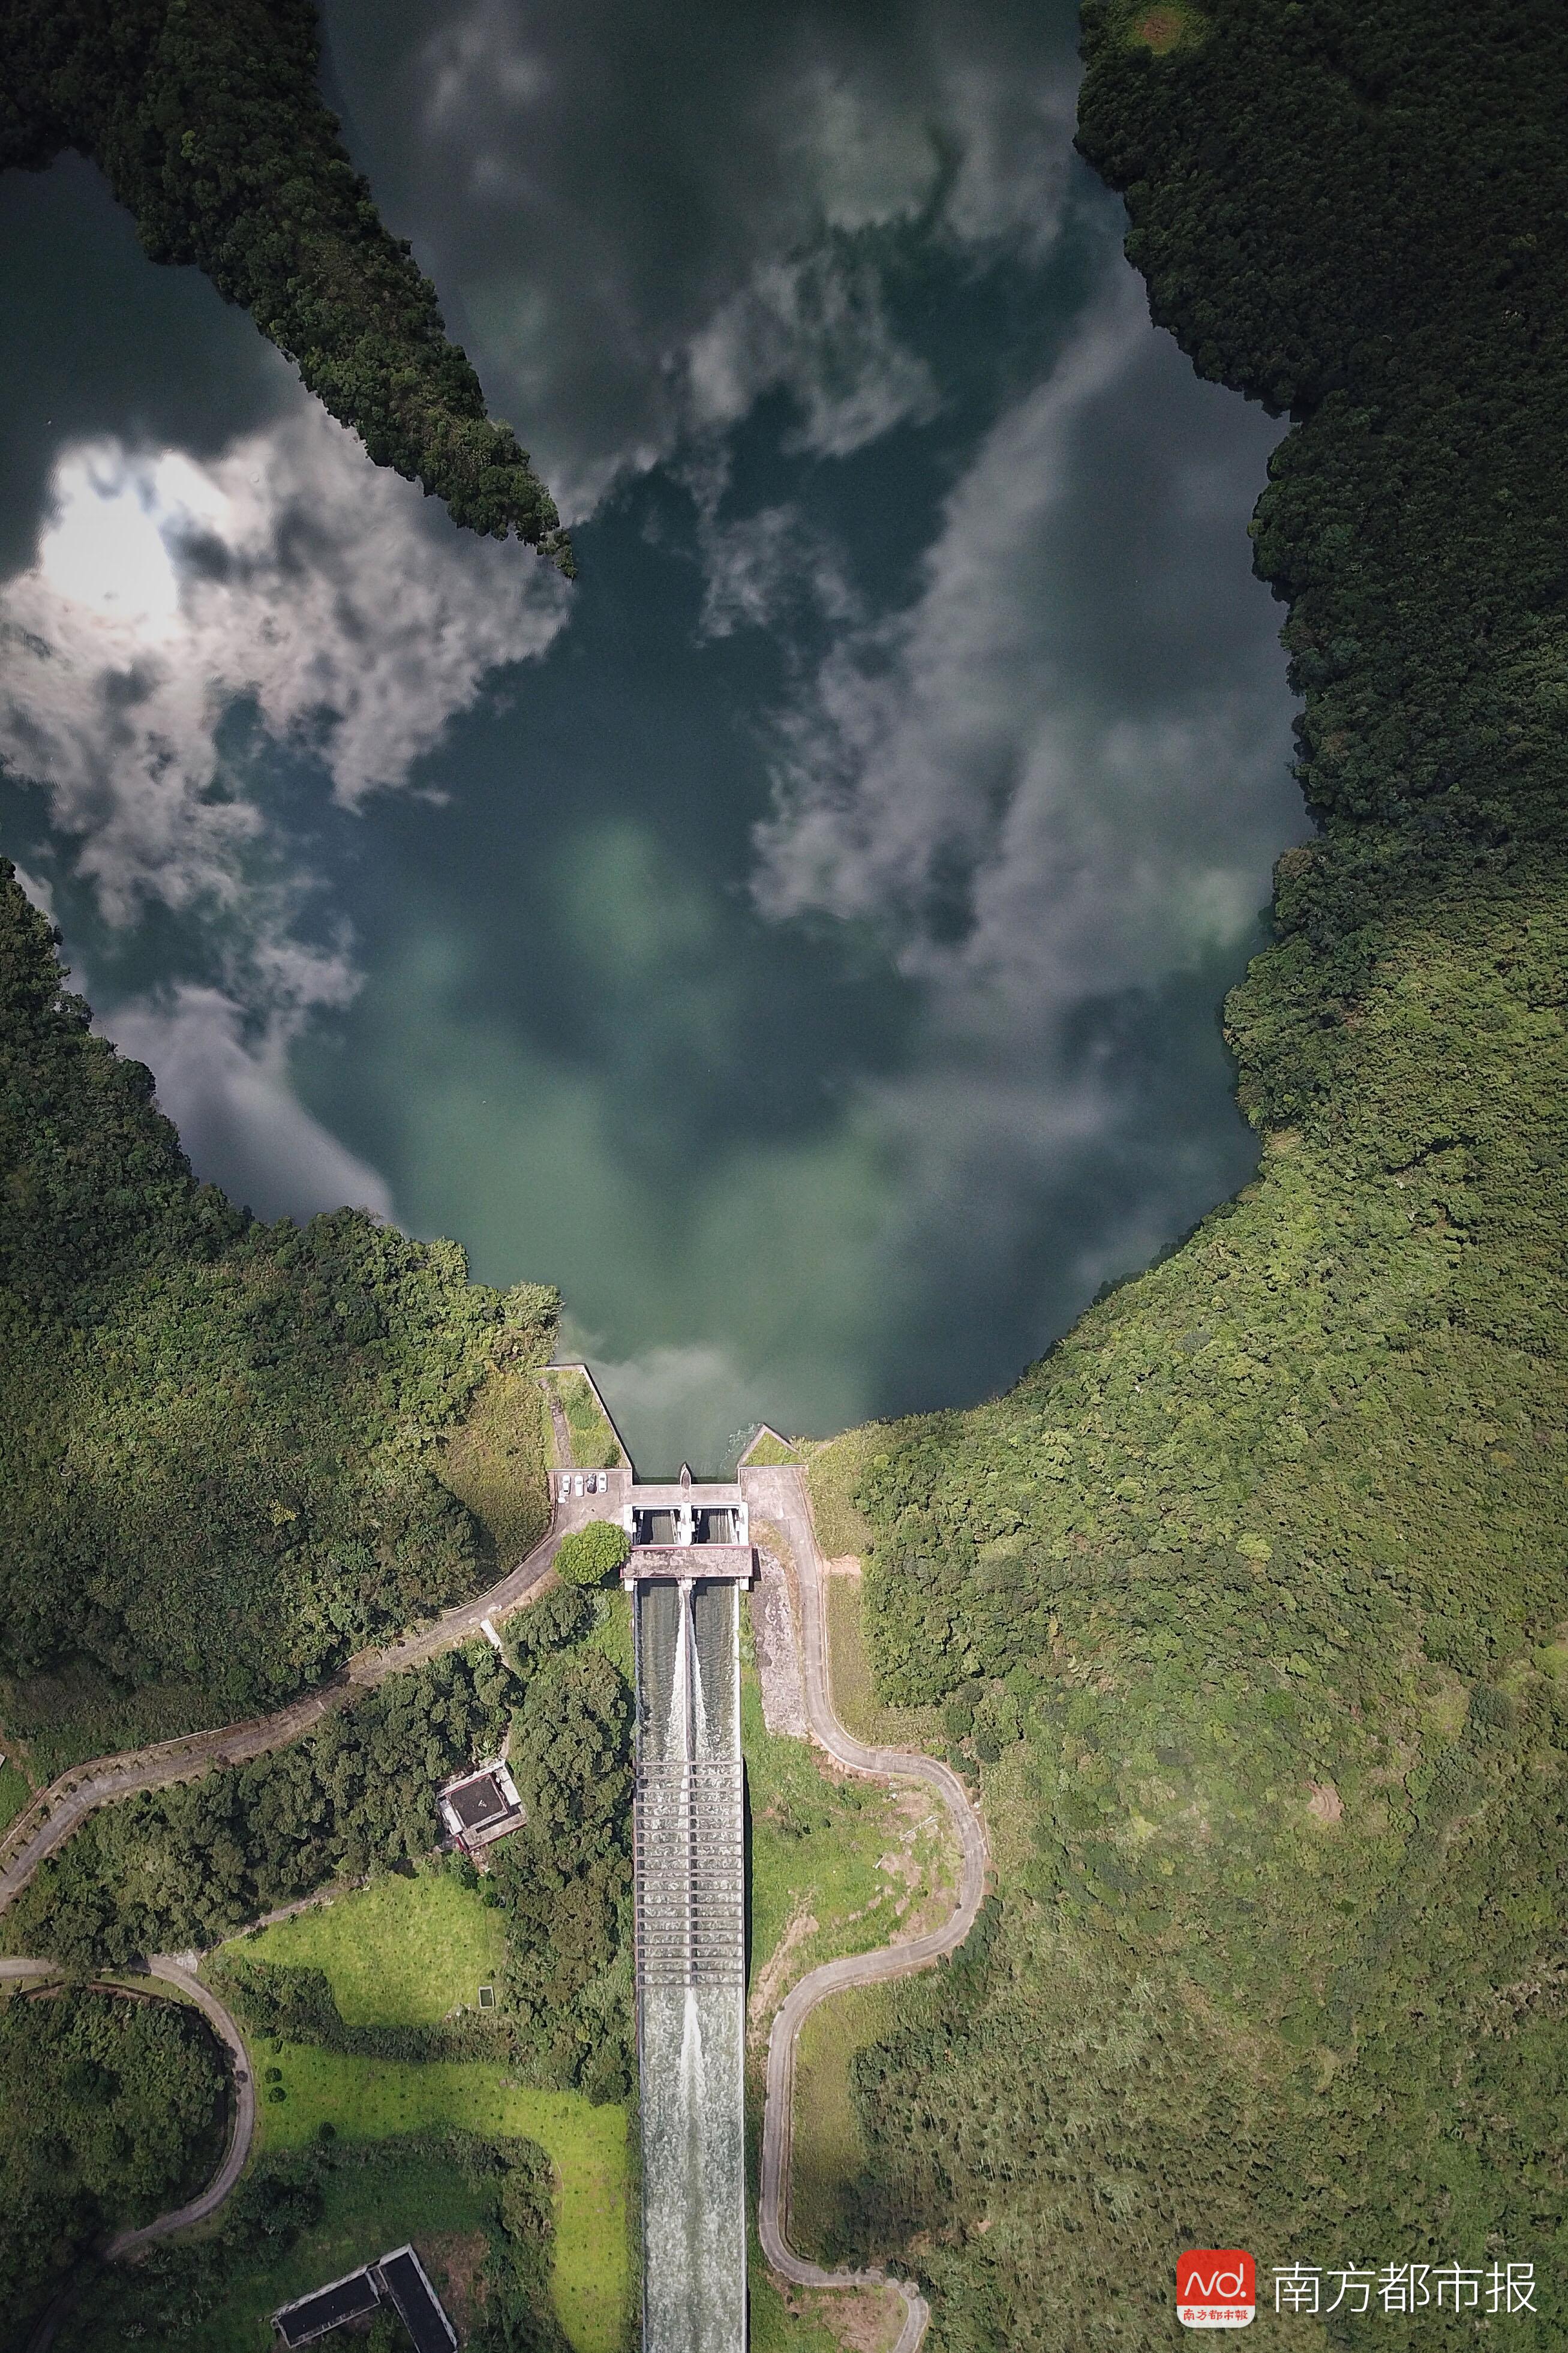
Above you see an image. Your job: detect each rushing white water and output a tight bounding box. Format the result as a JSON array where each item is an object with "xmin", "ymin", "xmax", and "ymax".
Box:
[{"xmin": 635, "ymin": 1577, "xmax": 747, "ymax": 2352}]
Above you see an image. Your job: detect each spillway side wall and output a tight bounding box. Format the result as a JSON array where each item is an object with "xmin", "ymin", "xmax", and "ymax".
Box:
[{"xmin": 633, "ymin": 1578, "xmax": 748, "ymax": 2353}]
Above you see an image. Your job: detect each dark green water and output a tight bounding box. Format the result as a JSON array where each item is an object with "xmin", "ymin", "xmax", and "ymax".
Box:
[{"xmin": 0, "ymin": 1, "xmax": 1301, "ymax": 1472}]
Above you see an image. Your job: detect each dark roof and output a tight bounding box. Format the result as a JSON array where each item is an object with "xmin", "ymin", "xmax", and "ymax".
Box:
[
  {"xmin": 447, "ymin": 1772, "xmax": 512, "ymax": 1830},
  {"xmin": 377, "ymin": 2247, "xmax": 457, "ymax": 2353},
  {"xmin": 274, "ymin": 2269, "xmax": 380, "ymax": 2345}
]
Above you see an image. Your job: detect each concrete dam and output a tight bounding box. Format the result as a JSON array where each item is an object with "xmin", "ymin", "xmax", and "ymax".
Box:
[{"xmin": 624, "ymin": 1473, "xmax": 752, "ymax": 2353}]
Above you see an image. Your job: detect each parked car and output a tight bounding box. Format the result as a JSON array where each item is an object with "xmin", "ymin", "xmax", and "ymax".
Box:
[{"xmin": 573, "ymin": 1473, "xmax": 585, "ymax": 1496}]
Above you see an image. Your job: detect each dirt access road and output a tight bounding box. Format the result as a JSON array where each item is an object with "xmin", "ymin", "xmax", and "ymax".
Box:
[
  {"xmin": 0, "ymin": 1485, "xmax": 601, "ymax": 1919},
  {"xmin": 2, "ymin": 1952, "xmax": 254, "ymax": 2352},
  {"xmin": 740, "ymin": 1464, "xmax": 989, "ymax": 2353}
]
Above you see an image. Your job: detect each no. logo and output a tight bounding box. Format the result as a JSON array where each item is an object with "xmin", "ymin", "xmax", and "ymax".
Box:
[{"xmin": 1177, "ymin": 2250, "xmax": 1257, "ymax": 2328}]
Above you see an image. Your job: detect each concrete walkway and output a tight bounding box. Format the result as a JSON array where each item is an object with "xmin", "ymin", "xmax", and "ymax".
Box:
[
  {"xmin": 0, "ymin": 1483, "xmax": 600, "ymax": 1919},
  {"xmin": 739, "ymin": 1466, "xmax": 988, "ymax": 2353},
  {"xmin": 108, "ymin": 1957, "xmax": 257, "ymax": 2254}
]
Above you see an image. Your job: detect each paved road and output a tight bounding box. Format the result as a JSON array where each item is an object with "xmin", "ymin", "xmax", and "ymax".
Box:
[
  {"xmin": 3, "ymin": 1953, "xmax": 254, "ymax": 2345},
  {"xmin": 108, "ymin": 1957, "xmax": 257, "ymax": 2253},
  {"xmin": 0, "ymin": 1484, "xmax": 600, "ymax": 1920},
  {"xmin": 740, "ymin": 1466, "xmax": 989, "ymax": 2353}
]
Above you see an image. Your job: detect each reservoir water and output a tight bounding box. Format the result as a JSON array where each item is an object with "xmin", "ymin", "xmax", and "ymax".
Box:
[
  {"xmin": 0, "ymin": 1, "xmax": 1302, "ymax": 1480},
  {"xmin": 633, "ymin": 1577, "xmax": 747, "ymax": 2350}
]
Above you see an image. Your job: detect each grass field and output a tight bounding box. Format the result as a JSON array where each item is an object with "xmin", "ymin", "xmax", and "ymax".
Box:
[
  {"xmin": 232, "ymin": 1869, "xmax": 505, "ymax": 2025},
  {"xmin": 220, "ymin": 1863, "xmax": 631, "ymax": 2351},
  {"xmin": 740, "ymin": 1538, "xmax": 957, "ymax": 2350},
  {"xmin": 743, "ymin": 1653, "xmax": 951, "ymax": 2019},
  {"xmin": 744, "ymin": 2097, "xmax": 906, "ymax": 2353},
  {"xmin": 257, "ymin": 2046, "xmax": 630, "ymax": 2352},
  {"xmin": 789, "ymin": 1981, "xmax": 896, "ymax": 2264},
  {"xmin": 542, "ymin": 1368, "xmax": 622, "ymax": 1469},
  {"xmin": 440, "ymin": 1362, "xmax": 551, "ymax": 1565},
  {"xmin": 745, "ymin": 2213, "xmax": 863, "ymax": 2353},
  {"xmin": 741, "ymin": 1604, "xmax": 954, "ymax": 2349},
  {"xmin": 803, "ymin": 1428, "xmax": 883, "ymax": 1560},
  {"xmin": 822, "ymin": 1575, "xmax": 944, "ymax": 1754}
]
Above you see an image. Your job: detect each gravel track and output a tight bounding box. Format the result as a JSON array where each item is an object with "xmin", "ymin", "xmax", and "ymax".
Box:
[
  {"xmin": 0, "ymin": 1489, "xmax": 596, "ymax": 1918},
  {"xmin": 1, "ymin": 1953, "xmax": 254, "ymax": 2348},
  {"xmin": 740, "ymin": 1466, "xmax": 988, "ymax": 2353}
]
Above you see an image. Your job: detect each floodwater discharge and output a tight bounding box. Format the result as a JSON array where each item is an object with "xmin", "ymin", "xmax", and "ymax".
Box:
[{"xmin": 633, "ymin": 1578, "xmax": 747, "ymax": 2351}]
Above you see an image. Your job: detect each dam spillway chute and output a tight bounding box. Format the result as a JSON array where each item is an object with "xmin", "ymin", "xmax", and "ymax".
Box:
[{"xmin": 624, "ymin": 1484, "xmax": 752, "ymax": 2353}]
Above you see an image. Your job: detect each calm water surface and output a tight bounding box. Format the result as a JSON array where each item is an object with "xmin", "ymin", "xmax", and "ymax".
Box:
[{"xmin": 0, "ymin": 0, "xmax": 1301, "ymax": 1471}]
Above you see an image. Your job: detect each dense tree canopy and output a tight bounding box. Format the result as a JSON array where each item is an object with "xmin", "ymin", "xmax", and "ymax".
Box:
[
  {"xmin": 553, "ymin": 1520, "xmax": 631, "ymax": 1589},
  {"xmin": 0, "ymin": 0, "xmax": 569, "ymax": 563},
  {"xmin": 3, "ymin": 1644, "xmax": 513, "ymax": 1963},
  {"xmin": 5, "ymin": 1605, "xmax": 635, "ymax": 2101},
  {"xmin": 0, "ymin": 1984, "xmax": 226, "ymax": 2333},
  {"xmin": 0, "ymin": 866, "xmax": 558, "ymax": 1763},
  {"xmin": 824, "ymin": 2, "xmax": 1568, "ymax": 2343}
]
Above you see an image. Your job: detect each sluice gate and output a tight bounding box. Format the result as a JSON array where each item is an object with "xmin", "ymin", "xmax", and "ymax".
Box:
[{"xmin": 630, "ymin": 1550, "xmax": 750, "ymax": 2353}]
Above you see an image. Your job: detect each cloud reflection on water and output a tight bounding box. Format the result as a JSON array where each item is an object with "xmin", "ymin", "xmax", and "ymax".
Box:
[{"xmin": 0, "ymin": 1, "xmax": 1304, "ymax": 1472}]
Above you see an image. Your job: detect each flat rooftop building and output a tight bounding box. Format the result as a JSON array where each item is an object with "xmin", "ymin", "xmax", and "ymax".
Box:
[
  {"xmin": 437, "ymin": 1758, "xmax": 524, "ymax": 1850},
  {"xmin": 273, "ymin": 2268, "xmax": 381, "ymax": 2346},
  {"xmin": 377, "ymin": 2246, "xmax": 458, "ymax": 2353},
  {"xmin": 273, "ymin": 2247, "xmax": 456, "ymax": 2351}
]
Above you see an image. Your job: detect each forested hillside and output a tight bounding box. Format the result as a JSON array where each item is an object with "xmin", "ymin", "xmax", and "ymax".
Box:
[
  {"xmin": 0, "ymin": 0, "xmax": 570, "ymax": 566},
  {"xmin": 0, "ymin": 1984, "xmax": 227, "ymax": 2325},
  {"xmin": 4, "ymin": 1593, "xmax": 634, "ymax": 2103},
  {"xmin": 823, "ymin": 2, "xmax": 1568, "ymax": 2343},
  {"xmin": 0, "ymin": 863, "xmax": 558, "ymax": 1764}
]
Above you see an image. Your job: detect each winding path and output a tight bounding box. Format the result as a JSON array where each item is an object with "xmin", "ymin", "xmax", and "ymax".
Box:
[
  {"xmin": 740, "ymin": 1466, "xmax": 988, "ymax": 2353},
  {"xmin": 0, "ymin": 1484, "xmax": 598, "ymax": 1918},
  {"xmin": 2, "ymin": 1451, "xmax": 983, "ymax": 2351},
  {"xmin": 2, "ymin": 1953, "xmax": 255, "ymax": 2351},
  {"xmin": 0, "ymin": 1476, "xmax": 597, "ymax": 2341},
  {"xmin": 106, "ymin": 1957, "xmax": 257, "ymax": 2253}
]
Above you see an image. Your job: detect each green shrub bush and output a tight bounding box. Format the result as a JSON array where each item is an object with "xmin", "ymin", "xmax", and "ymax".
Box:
[{"xmin": 553, "ymin": 1520, "xmax": 630, "ymax": 1589}]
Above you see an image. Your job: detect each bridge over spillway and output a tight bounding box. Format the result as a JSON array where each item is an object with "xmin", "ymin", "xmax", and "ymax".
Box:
[{"xmin": 624, "ymin": 1471, "xmax": 752, "ymax": 2353}]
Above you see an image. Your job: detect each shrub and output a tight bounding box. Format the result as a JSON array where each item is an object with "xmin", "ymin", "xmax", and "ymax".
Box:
[{"xmin": 553, "ymin": 1520, "xmax": 630, "ymax": 1589}]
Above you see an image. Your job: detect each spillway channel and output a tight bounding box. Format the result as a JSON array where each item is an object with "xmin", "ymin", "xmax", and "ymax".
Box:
[{"xmin": 633, "ymin": 1575, "xmax": 748, "ymax": 2352}]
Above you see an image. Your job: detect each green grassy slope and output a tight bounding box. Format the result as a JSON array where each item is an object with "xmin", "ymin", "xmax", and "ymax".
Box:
[
  {"xmin": 814, "ymin": 2, "xmax": 1568, "ymax": 2344},
  {"xmin": 235, "ymin": 1869, "xmax": 506, "ymax": 2026},
  {"xmin": 0, "ymin": 866, "xmax": 558, "ymax": 1765},
  {"xmin": 252, "ymin": 2052, "xmax": 629, "ymax": 2351},
  {"xmin": 0, "ymin": 0, "xmax": 569, "ymax": 562}
]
